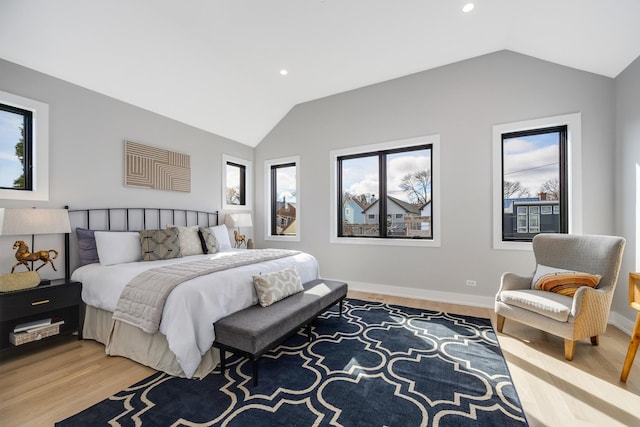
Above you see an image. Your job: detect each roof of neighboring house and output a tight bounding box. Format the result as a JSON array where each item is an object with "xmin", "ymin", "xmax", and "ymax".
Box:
[
  {"xmin": 343, "ymin": 196, "xmax": 370, "ymax": 211},
  {"xmin": 362, "ymin": 196, "xmax": 426, "ymax": 214}
]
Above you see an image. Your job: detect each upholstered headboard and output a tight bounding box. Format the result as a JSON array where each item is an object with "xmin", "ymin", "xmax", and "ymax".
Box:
[{"xmin": 64, "ymin": 207, "xmax": 218, "ymax": 279}]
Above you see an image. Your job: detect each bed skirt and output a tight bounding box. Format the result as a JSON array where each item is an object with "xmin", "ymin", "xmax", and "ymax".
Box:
[{"xmin": 83, "ymin": 305, "xmax": 220, "ymax": 379}]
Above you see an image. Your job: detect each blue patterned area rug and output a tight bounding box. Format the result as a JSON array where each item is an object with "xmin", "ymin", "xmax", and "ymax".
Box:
[{"xmin": 57, "ymin": 299, "xmax": 528, "ymax": 426}]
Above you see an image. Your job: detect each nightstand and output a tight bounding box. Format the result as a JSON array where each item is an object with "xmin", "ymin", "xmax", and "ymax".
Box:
[{"xmin": 0, "ymin": 279, "xmax": 83, "ymax": 356}]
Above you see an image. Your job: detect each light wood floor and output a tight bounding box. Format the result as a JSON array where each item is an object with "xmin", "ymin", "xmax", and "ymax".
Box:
[{"xmin": 1, "ymin": 291, "xmax": 639, "ymax": 427}]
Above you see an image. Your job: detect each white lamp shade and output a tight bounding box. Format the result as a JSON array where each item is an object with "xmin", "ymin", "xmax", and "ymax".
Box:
[
  {"xmin": 0, "ymin": 208, "xmax": 71, "ymax": 235},
  {"xmin": 224, "ymin": 213, "xmax": 253, "ymax": 228}
]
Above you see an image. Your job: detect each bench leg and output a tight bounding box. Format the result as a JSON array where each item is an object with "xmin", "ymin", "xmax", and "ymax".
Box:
[
  {"xmin": 306, "ymin": 323, "xmax": 312, "ymax": 341},
  {"xmin": 339, "ymin": 299, "xmax": 343, "ymax": 317},
  {"xmin": 219, "ymin": 348, "xmax": 226, "ymax": 372},
  {"xmin": 251, "ymin": 356, "xmax": 259, "ymax": 386}
]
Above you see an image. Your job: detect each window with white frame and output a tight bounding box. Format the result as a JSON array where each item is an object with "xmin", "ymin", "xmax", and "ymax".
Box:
[
  {"xmin": 265, "ymin": 156, "xmax": 299, "ymax": 241},
  {"xmin": 0, "ymin": 90, "xmax": 49, "ymax": 201},
  {"xmin": 222, "ymin": 154, "xmax": 251, "ymax": 210},
  {"xmin": 493, "ymin": 113, "xmax": 582, "ymax": 250},
  {"xmin": 330, "ymin": 134, "xmax": 440, "ymax": 247}
]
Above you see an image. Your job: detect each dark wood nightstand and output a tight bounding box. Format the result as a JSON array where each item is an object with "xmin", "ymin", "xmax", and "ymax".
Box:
[{"xmin": 0, "ymin": 279, "xmax": 83, "ymax": 356}]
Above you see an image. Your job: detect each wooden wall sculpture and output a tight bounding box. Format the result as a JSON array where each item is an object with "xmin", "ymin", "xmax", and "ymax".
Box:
[{"xmin": 124, "ymin": 140, "xmax": 191, "ymax": 192}]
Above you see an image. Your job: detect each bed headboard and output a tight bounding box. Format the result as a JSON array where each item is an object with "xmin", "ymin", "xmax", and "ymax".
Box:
[{"xmin": 64, "ymin": 207, "xmax": 218, "ymax": 279}]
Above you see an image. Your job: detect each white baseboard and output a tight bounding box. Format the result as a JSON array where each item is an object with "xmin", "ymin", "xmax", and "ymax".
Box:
[
  {"xmin": 609, "ymin": 311, "xmax": 635, "ymax": 336},
  {"xmin": 334, "ymin": 279, "xmax": 495, "ymax": 310},
  {"xmin": 332, "ymin": 278, "xmax": 634, "ymax": 336}
]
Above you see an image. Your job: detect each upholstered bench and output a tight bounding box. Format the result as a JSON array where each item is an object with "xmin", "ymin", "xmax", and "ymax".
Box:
[{"xmin": 213, "ymin": 279, "xmax": 348, "ymax": 386}]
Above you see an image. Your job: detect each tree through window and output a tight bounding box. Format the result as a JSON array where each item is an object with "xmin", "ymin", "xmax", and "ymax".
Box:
[{"xmin": 0, "ymin": 103, "xmax": 32, "ymax": 191}]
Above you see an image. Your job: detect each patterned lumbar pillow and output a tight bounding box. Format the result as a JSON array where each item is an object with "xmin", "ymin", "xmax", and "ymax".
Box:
[
  {"xmin": 140, "ymin": 229, "xmax": 182, "ymax": 261},
  {"xmin": 167, "ymin": 225, "xmax": 204, "ymax": 256},
  {"xmin": 198, "ymin": 227, "xmax": 218, "ymax": 254},
  {"xmin": 253, "ymin": 267, "xmax": 304, "ymax": 307},
  {"xmin": 531, "ymin": 264, "xmax": 601, "ymax": 297}
]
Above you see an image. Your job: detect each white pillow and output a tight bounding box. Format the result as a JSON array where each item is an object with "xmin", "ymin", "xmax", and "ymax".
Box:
[
  {"xmin": 210, "ymin": 225, "xmax": 232, "ymax": 251},
  {"xmin": 94, "ymin": 231, "xmax": 142, "ymax": 266},
  {"xmin": 167, "ymin": 225, "xmax": 203, "ymax": 256}
]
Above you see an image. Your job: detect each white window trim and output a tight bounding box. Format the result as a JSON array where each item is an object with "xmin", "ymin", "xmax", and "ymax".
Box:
[
  {"xmin": 492, "ymin": 112, "xmax": 582, "ymax": 250},
  {"xmin": 265, "ymin": 155, "xmax": 300, "ymax": 242},
  {"xmin": 330, "ymin": 134, "xmax": 441, "ymax": 248},
  {"xmin": 222, "ymin": 154, "xmax": 252, "ymax": 211},
  {"xmin": 0, "ymin": 90, "xmax": 49, "ymax": 201}
]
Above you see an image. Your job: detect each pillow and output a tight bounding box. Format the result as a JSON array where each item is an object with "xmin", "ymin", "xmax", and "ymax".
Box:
[
  {"xmin": 94, "ymin": 231, "xmax": 142, "ymax": 266},
  {"xmin": 199, "ymin": 227, "xmax": 218, "ymax": 254},
  {"xmin": 76, "ymin": 228, "xmax": 99, "ymax": 266},
  {"xmin": 253, "ymin": 267, "xmax": 304, "ymax": 307},
  {"xmin": 167, "ymin": 225, "xmax": 204, "ymax": 256},
  {"xmin": 531, "ymin": 264, "xmax": 601, "ymax": 297},
  {"xmin": 139, "ymin": 229, "xmax": 181, "ymax": 261},
  {"xmin": 210, "ymin": 225, "xmax": 232, "ymax": 251}
]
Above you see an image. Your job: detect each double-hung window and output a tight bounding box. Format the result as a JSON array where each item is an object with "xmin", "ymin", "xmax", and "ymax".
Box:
[
  {"xmin": 0, "ymin": 90, "xmax": 49, "ymax": 201},
  {"xmin": 265, "ymin": 156, "xmax": 299, "ymax": 241},
  {"xmin": 493, "ymin": 113, "xmax": 582, "ymax": 249},
  {"xmin": 331, "ymin": 135, "xmax": 440, "ymax": 247}
]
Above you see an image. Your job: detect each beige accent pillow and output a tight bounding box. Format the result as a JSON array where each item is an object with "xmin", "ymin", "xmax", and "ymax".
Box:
[
  {"xmin": 253, "ymin": 267, "xmax": 304, "ymax": 307},
  {"xmin": 199, "ymin": 227, "xmax": 218, "ymax": 254},
  {"xmin": 167, "ymin": 225, "xmax": 204, "ymax": 256},
  {"xmin": 140, "ymin": 229, "xmax": 181, "ymax": 261}
]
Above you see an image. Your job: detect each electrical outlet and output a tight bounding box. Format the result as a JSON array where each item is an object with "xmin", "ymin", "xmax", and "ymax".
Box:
[{"xmin": 466, "ymin": 280, "xmax": 477, "ymax": 287}]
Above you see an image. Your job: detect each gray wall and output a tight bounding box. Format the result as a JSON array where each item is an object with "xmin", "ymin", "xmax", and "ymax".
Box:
[
  {"xmin": 255, "ymin": 50, "xmax": 620, "ymax": 313},
  {"xmin": 615, "ymin": 55, "xmax": 640, "ymax": 325},
  {"xmin": 0, "ymin": 58, "xmax": 253, "ymax": 279}
]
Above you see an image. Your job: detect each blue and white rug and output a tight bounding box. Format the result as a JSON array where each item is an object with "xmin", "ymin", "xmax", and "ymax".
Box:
[{"xmin": 57, "ymin": 299, "xmax": 528, "ymax": 426}]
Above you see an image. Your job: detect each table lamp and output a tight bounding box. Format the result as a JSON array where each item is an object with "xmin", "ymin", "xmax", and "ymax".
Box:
[
  {"xmin": 224, "ymin": 213, "xmax": 253, "ymax": 248},
  {"xmin": 0, "ymin": 208, "xmax": 71, "ymax": 277}
]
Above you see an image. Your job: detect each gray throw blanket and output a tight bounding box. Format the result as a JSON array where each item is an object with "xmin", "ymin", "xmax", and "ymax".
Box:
[{"xmin": 112, "ymin": 249, "xmax": 300, "ymax": 333}]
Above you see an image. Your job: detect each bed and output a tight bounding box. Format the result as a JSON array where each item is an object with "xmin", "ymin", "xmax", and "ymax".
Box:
[{"xmin": 65, "ymin": 208, "xmax": 319, "ymax": 379}]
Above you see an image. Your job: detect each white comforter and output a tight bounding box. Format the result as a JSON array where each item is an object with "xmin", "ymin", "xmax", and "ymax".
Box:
[{"xmin": 71, "ymin": 249, "xmax": 319, "ymax": 378}]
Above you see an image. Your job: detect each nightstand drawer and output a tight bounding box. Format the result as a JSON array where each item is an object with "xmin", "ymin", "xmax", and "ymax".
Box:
[{"xmin": 0, "ymin": 283, "xmax": 81, "ymax": 321}]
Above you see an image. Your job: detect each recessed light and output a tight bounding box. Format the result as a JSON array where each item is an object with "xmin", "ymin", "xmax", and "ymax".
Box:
[
  {"xmin": 280, "ymin": 69, "xmax": 288, "ymax": 76},
  {"xmin": 462, "ymin": 3, "xmax": 474, "ymax": 13}
]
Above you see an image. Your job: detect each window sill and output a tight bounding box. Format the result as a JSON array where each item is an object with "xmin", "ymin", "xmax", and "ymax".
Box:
[{"xmin": 331, "ymin": 236, "xmax": 440, "ymax": 248}]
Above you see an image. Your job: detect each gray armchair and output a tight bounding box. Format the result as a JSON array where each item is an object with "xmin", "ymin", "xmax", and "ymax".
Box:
[{"xmin": 495, "ymin": 234, "xmax": 625, "ymax": 360}]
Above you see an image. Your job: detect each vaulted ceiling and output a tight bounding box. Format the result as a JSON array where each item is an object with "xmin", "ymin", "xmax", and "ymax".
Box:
[{"xmin": 1, "ymin": 1, "xmax": 639, "ymax": 147}]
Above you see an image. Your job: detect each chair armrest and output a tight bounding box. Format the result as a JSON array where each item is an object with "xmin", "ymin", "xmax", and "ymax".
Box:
[
  {"xmin": 496, "ymin": 272, "xmax": 533, "ymax": 298},
  {"xmin": 570, "ymin": 285, "xmax": 614, "ymax": 320}
]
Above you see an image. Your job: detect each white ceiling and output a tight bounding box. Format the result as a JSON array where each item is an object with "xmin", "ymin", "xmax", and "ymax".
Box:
[{"xmin": 1, "ymin": 1, "xmax": 639, "ymax": 147}]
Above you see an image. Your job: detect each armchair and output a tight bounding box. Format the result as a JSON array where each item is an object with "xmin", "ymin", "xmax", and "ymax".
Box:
[{"xmin": 495, "ymin": 234, "xmax": 625, "ymax": 360}]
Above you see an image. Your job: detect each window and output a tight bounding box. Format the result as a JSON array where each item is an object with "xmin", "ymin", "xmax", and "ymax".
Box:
[
  {"xmin": 331, "ymin": 134, "xmax": 440, "ymax": 247},
  {"xmin": 0, "ymin": 104, "xmax": 32, "ymax": 190},
  {"xmin": 265, "ymin": 156, "xmax": 299, "ymax": 241},
  {"xmin": 222, "ymin": 155, "xmax": 251, "ymax": 210},
  {"xmin": 493, "ymin": 113, "xmax": 582, "ymax": 250},
  {"xmin": 0, "ymin": 90, "xmax": 49, "ymax": 201}
]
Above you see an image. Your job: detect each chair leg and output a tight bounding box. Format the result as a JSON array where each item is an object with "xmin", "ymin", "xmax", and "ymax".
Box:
[
  {"xmin": 590, "ymin": 336, "xmax": 599, "ymax": 346},
  {"xmin": 496, "ymin": 315, "xmax": 505, "ymax": 333},
  {"xmin": 564, "ymin": 339, "xmax": 576, "ymax": 361}
]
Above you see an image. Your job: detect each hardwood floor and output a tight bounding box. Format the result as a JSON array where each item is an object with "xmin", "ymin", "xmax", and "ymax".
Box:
[{"xmin": 1, "ymin": 291, "xmax": 639, "ymax": 426}]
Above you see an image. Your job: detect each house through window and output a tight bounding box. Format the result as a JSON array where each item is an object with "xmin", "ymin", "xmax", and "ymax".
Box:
[
  {"xmin": 336, "ymin": 144, "xmax": 433, "ymax": 239},
  {"xmin": 501, "ymin": 125, "xmax": 568, "ymax": 242},
  {"xmin": 266, "ymin": 156, "xmax": 299, "ymax": 240}
]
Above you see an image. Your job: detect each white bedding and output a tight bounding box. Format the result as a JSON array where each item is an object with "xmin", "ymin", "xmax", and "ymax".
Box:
[{"xmin": 71, "ymin": 249, "xmax": 319, "ymax": 378}]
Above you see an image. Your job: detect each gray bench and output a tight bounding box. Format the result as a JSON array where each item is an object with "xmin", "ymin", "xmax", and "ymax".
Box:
[{"xmin": 213, "ymin": 279, "xmax": 348, "ymax": 386}]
